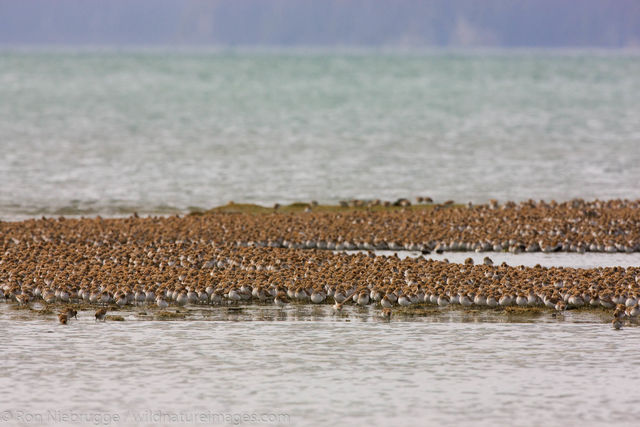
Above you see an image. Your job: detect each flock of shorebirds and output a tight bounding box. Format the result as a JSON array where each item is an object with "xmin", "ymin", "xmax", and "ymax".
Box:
[
  {"xmin": 3, "ymin": 199, "xmax": 639, "ymax": 255},
  {"xmin": 1, "ymin": 198, "xmax": 639, "ymax": 329},
  {"xmin": 56, "ymin": 307, "xmax": 106, "ymax": 324},
  {"xmin": 197, "ymin": 198, "xmax": 640, "ymax": 253}
]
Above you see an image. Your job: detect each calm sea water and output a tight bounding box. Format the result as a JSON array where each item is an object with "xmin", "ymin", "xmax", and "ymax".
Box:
[
  {"xmin": 1, "ymin": 49, "xmax": 640, "ymax": 219},
  {"xmin": 358, "ymin": 250, "xmax": 640, "ymax": 269},
  {"xmin": 1, "ymin": 303, "xmax": 639, "ymax": 427}
]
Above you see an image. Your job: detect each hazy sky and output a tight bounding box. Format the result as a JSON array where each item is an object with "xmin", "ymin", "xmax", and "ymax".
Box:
[{"xmin": 1, "ymin": 0, "xmax": 639, "ymax": 47}]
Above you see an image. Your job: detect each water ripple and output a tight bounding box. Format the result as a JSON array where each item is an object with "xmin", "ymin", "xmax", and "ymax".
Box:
[{"xmin": 1, "ymin": 305, "xmax": 639, "ymax": 426}]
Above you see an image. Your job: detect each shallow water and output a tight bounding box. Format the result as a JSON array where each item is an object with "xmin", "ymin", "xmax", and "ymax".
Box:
[
  {"xmin": 1, "ymin": 303, "xmax": 638, "ymax": 427},
  {"xmin": 360, "ymin": 250, "xmax": 640, "ymax": 269},
  {"xmin": 1, "ymin": 50, "xmax": 640, "ymax": 219}
]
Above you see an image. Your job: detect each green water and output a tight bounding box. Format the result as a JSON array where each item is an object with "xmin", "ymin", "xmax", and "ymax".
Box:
[{"xmin": 1, "ymin": 49, "xmax": 639, "ymax": 218}]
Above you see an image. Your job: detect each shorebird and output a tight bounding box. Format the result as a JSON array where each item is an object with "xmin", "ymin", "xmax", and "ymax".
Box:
[
  {"xmin": 88, "ymin": 290, "xmax": 99, "ymax": 304},
  {"xmin": 460, "ymin": 294, "xmax": 473, "ymax": 307},
  {"xmin": 486, "ymin": 295, "xmax": 498, "ymax": 307},
  {"xmin": 499, "ymin": 295, "xmax": 513, "ymax": 307},
  {"xmin": 175, "ymin": 291, "xmax": 188, "ymax": 306},
  {"xmin": 274, "ymin": 292, "xmax": 289, "ymax": 308},
  {"xmin": 227, "ymin": 288, "xmax": 242, "ymax": 303},
  {"xmin": 310, "ymin": 289, "xmax": 326, "ymax": 304},
  {"xmin": 95, "ymin": 308, "xmax": 107, "ymax": 321},
  {"xmin": 145, "ymin": 290, "xmax": 156, "ymax": 303},
  {"xmin": 385, "ymin": 291, "xmax": 398, "ymax": 304},
  {"xmin": 156, "ymin": 296, "xmax": 169, "ymax": 309},
  {"xmin": 43, "ymin": 290, "xmax": 57, "ymax": 304},
  {"xmin": 99, "ymin": 291, "xmax": 111, "ymax": 305},
  {"xmin": 381, "ymin": 308, "xmax": 392, "ymax": 319},
  {"xmin": 612, "ymin": 319, "xmax": 623, "ymax": 330},
  {"xmin": 599, "ymin": 294, "xmax": 615, "ymax": 309},
  {"xmin": 64, "ymin": 308, "xmax": 78, "ymax": 320},
  {"xmin": 252, "ymin": 286, "xmax": 268, "ymax": 301},
  {"xmin": 187, "ymin": 289, "xmax": 198, "ymax": 304},
  {"xmin": 115, "ymin": 292, "xmax": 127, "ymax": 307},
  {"xmin": 295, "ymin": 287, "xmax": 309, "ymax": 302},
  {"xmin": 15, "ymin": 293, "xmax": 31, "ymax": 306},
  {"xmin": 613, "ymin": 306, "xmax": 626, "ymax": 321},
  {"xmin": 210, "ymin": 289, "xmax": 224, "ymax": 304},
  {"xmin": 333, "ymin": 289, "xmax": 348, "ymax": 304},
  {"xmin": 474, "ymin": 294, "xmax": 487, "ymax": 306},
  {"xmin": 369, "ymin": 289, "xmax": 382, "ymax": 302},
  {"xmin": 397, "ymin": 294, "xmax": 412, "ymax": 307},
  {"xmin": 568, "ymin": 294, "xmax": 584, "ymax": 308},
  {"xmin": 516, "ymin": 294, "xmax": 528, "ymax": 307},
  {"xmin": 135, "ymin": 290, "xmax": 147, "ymax": 305},
  {"xmin": 198, "ymin": 289, "xmax": 209, "ymax": 303},
  {"xmin": 356, "ymin": 291, "xmax": 370, "ymax": 306},
  {"xmin": 58, "ymin": 313, "xmax": 68, "ymax": 325},
  {"xmin": 437, "ymin": 295, "xmax": 450, "ymax": 307},
  {"xmin": 625, "ymin": 304, "xmax": 640, "ymax": 318},
  {"xmin": 380, "ymin": 295, "xmax": 393, "ymax": 308}
]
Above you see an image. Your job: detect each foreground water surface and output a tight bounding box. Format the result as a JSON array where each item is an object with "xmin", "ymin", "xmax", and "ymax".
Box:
[{"xmin": 1, "ymin": 302, "xmax": 639, "ymax": 427}]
